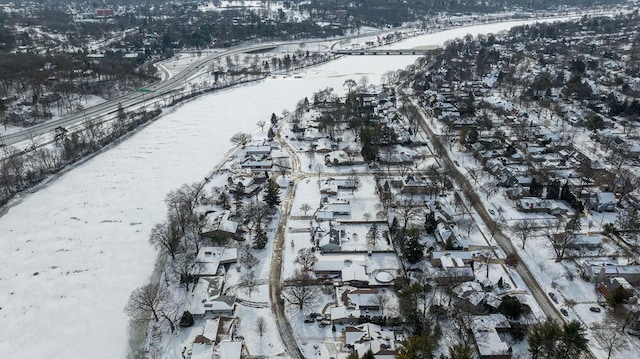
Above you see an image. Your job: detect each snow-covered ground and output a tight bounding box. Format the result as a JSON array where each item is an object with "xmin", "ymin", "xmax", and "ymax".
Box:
[{"xmin": 0, "ymin": 19, "xmax": 560, "ymax": 359}]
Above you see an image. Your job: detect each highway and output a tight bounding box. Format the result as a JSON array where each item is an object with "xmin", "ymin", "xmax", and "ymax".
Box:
[{"xmin": 0, "ymin": 41, "xmax": 292, "ymax": 147}]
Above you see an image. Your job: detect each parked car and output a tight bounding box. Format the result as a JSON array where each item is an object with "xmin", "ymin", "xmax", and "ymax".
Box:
[
  {"xmin": 549, "ymin": 292, "xmax": 558, "ymax": 303},
  {"xmin": 488, "ymin": 209, "xmax": 495, "ymax": 215},
  {"xmin": 304, "ymin": 317, "xmax": 314, "ymax": 323},
  {"xmin": 560, "ymin": 308, "xmax": 569, "ymax": 317},
  {"xmin": 589, "ymin": 306, "xmax": 601, "ymax": 313}
]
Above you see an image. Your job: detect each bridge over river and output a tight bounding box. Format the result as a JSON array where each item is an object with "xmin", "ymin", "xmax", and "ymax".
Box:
[{"xmin": 332, "ymin": 45, "xmax": 440, "ymax": 56}]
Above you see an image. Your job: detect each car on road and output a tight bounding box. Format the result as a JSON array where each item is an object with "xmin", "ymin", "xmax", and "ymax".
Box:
[
  {"xmin": 549, "ymin": 292, "xmax": 558, "ymax": 303},
  {"xmin": 589, "ymin": 306, "xmax": 601, "ymax": 313},
  {"xmin": 560, "ymin": 308, "xmax": 569, "ymax": 316}
]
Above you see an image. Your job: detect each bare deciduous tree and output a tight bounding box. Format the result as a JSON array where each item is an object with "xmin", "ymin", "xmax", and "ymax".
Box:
[
  {"xmin": 300, "ymin": 203, "xmax": 312, "ymax": 216},
  {"xmin": 256, "ymin": 316, "xmax": 266, "ymax": 338},
  {"xmin": 592, "ymin": 318, "xmax": 630, "ymax": 359},
  {"xmin": 396, "ymin": 198, "xmax": 422, "ymax": 230},
  {"xmin": 295, "ymin": 247, "xmax": 317, "ymax": 271},
  {"xmin": 273, "ymin": 157, "xmax": 290, "ymax": 178},
  {"xmin": 169, "ymin": 253, "xmax": 203, "ymax": 292},
  {"xmin": 239, "ymin": 245, "xmax": 259, "ymax": 270},
  {"xmin": 282, "ymin": 270, "xmax": 319, "ymax": 310},
  {"xmin": 511, "ymin": 219, "xmax": 538, "ymax": 250},
  {"xmin": 230, "ymin": 132, "xmax": 252, "ymax": 147},
  {"xmin": 149, "ymin": 221, "xmax": 180, "ymax": 259},
  {"xmin": 241, "ymin": 270, "xmax": 260, "ymax": 298},
  {"xmin": 124, "ymin": 283, "xmax": 177, "ymax": 332},
  {"xmin": 165, "ymin": 182, "xmax": 202, "ymax": 236}
]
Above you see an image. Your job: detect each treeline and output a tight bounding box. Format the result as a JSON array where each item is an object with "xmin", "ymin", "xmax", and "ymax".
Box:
[
  {"xmin": 0, "ymin": 51, "xmax": 155, "ymax": 127},
  {"xmin": 0, "ymin": 108, "xmax": 161, "ymax": 207}
]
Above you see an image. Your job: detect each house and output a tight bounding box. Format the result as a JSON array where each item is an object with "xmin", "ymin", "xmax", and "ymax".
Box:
[
  {"xmin": 434, "ymin": 223, "xmax": 469, "ymax": 250},
  {"xmin": 581, "ymin": 260, "xmax": 640, "ymax": 284},
  {"xmin": 240, "ymin": 156, "xmax": 272, "ymax": 172},
  {"xmin": 190, "ymin": 342, "xmax": 214, "ymax": 359},
  {"xmin": 401, "ymin": 176, "xmax": 434, "ymax": 194},
  {"xmin": 315, "ymin": 221, "xmax": 344, "ymax": 252},
  {"xmin": 471, "ymin": 315, "xmax": 512, "ymax": 359},
  {"xmin": 189, "ymin": 277, "xmax": 236, "ymax": 317},
  {"xmin": 431, "ymin": 251, "xmax": 473, "ymax": 268},
  {"xmin": 597, "ymin": 277, "xmax": 635, "ymax": 301},
  {"xmin": 316, "ymin": 199, "xmax": 351, "ymax": 220},
  {"xmin": 554, "ymin": 233, "xmax": 602, "ymax": 250},
  {"xmin": 341, "ymin": 287, "xmax": 380, "ymax": 311},
  {"xmin": 454, "ymin": 281, "xmax": 486, "ymax": 313},
  {"xmin": 331, "ymin": 305, "xmax": 361, "ymax": 325},
  {"xmin": 201, "ymin": 211, "xmax": 239, "ymax": 239},
  {"xmin": 342, "ymin": 263, "xmax": 369, "ymax": 286},
  {"xmin": 516, "ymin": 197, "xmax": 569, "ymax": 215},
  {"xmin": 244, "ymin": 145, "xmax": 271, "ymax": 156},
  {"xmin": 344, "ymin": 323, "xmax": 397, "ymax": 359},
  {"xmin": 215, "ymin": 340, "xmax": 243, "ymax": 359},
  {"xmin": 589, "ymin": 192, "xmax": 617, "ymax": 212},
  {"xmin": 315, "ymin": 254, "xmax": 366, "ymax": 276},
  {"xmin": 195, "ymin": 247, "xmax": 238, "ymax": 277}
]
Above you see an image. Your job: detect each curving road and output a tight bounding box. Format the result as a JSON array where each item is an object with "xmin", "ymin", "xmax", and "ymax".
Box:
[
  {"xmin": 1, "ymin": 41, "xmax": 300, "ymax": 146},
  {"xmin": 269, "ymin": 125, "xmax": 306, "ymax": 359}
]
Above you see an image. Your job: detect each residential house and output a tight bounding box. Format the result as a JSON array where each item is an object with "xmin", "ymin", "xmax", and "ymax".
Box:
[
  {"xmin": 580, "ymin": 260, "xmax": 640, "ymax": 284},
  {"xmin": 471, "ymin": 315, "xmax": 512, "ymax": 359},
  {"xmin": 244, "ymin": 145, "xmax": 271, "ymax": 156},
  {"xmin": 201, "ymin": 211, "xmax": 239, "ymax": 240},
  {"xmin": 194, "ymin": 247, "xmax": 238, "ymax": 277},
  {"xmin": 554, "ymin": 233, "xmax": 602, "ymax": 251},
  {"xmin": 315, "ymin": 254, "xmax": 366, "ymax": 276},
  {"xmin": 344, "ymin": 323, "xmax": 397, "ymax": 359},
  {"xmin": 189, "ymin": 277, "xmax": 236, "ymax": 317},
  {"xmin": 240, "ymin": 156, "xmax": 272, "ymax": 172},
  {"xmin": 341, "ymin": 287, "xmax": 380, "ymax": 311},
  {"xmin": 330, "ymin": 305, "xmax": 361, "ymax": 325},
  {"xmin": 435, "ymin": 223, "xmax": 469, "ymax": 250},
  {"xmin": 597, "ymin": 277, "xmax": 635, "ymax": 301},
  {"xmin": 315, "ymin": 221, "xmax": 344, "ymax": 252},
  {"xmin": 589, "ymin": 192, "xmax": 617, "ymax": 212}
]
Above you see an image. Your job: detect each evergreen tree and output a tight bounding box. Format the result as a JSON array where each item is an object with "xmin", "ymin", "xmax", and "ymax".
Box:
[
  {"xmin": 467, "ymin": 127, "xmax": 479, "ymax": 144},
  {"xmin": 448, "ymin": 343, "xmax": 473, "ymax": 359},
  {"xmin": 530, "ymin": 178, "xmax": 543, "ymax": 197},
  {"xmin": 397, "ymin": 320, "xmax": 442, "ymax": 358},
  {"xmin": 234, "ymin": 181, "xmax": 245, "ymax": 208},
  {"xmin": 263, "ymin": 179, "xmax": 281, "ymax": 208},
  {"xmin": 560, "ymin": 181, "xmax": 571, "ymax": 201},
  {"xmin": 546, "ymin": 180, "xmax": 561, "ymax": 200},
  {"xmin": 366, "ymin": 223, "xmax": 380, "ymax": 247},
  {"xmin": 253, "ymin": 223, "xmax": 268, "ymax": 249},
  {"xmin": 424, "ymin": 211, "xmax": 437, "ymax": 234},
  {"xmin": 498, "ymin": 295, "xmax": 523, "ymax": 319},
  {"xmin": 404, "ymin": 230, "xmax": 425, "ymax": 264},
  {"xmin": 390, "ymin": 217, "xmax": 400, "ymax": 237},
  {"xmin": 528, "ymin": 320, "xmax": 588, "ymax": 359}
]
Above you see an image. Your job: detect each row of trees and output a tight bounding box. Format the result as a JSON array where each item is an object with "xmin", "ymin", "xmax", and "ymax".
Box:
[{"xmin": 0, "ymin": 108, "xmax": 160, "ymax": 207}]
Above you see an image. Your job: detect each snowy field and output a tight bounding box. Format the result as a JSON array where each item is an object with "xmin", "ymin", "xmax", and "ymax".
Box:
[{"xmin": 0, "ymin": 19, "xmax": 564, "ymax": 359}]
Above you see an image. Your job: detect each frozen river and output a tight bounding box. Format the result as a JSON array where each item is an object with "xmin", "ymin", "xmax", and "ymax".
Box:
[{"xmin": 0, "ymin": 18, "xmax": 571, "ymax": 359}]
